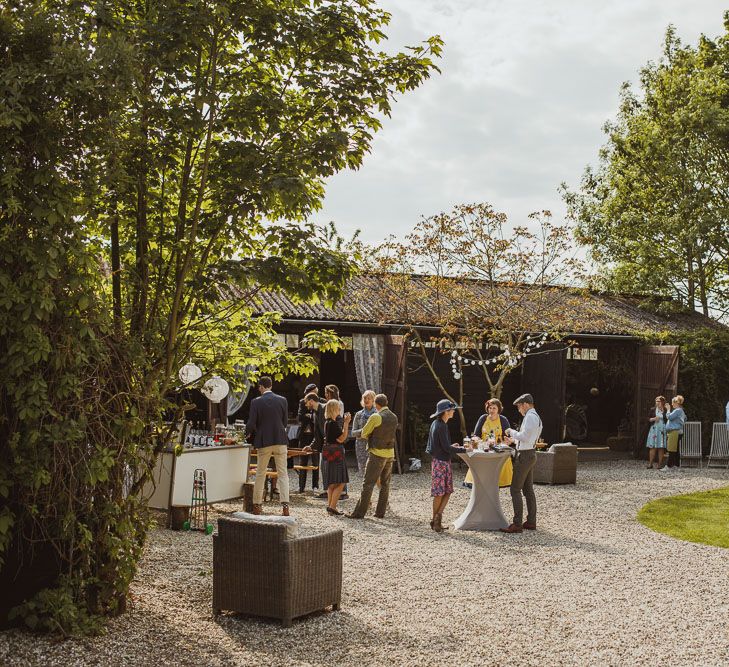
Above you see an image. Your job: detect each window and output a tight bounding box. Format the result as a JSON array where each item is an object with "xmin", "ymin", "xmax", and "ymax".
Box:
[
  {"xmin": 568, "ymin": 347, "xmax": 598, "ymax": 361},
  {"xmin": 276, "ymin": 333, "xmax": 300, "ymax": 349}
]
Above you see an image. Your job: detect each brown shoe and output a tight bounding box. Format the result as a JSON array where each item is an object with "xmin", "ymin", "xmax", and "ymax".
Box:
[
  {"xmin": 251, "ymin": 504, "xmax": 263, "ymax": 515},
  {"xmin": 499, "ymin": 523, "xmax": 523, "ymax": 533},
  {"xmin": 374, "ymin": 514, "xmax": 385, "ymax": 519},
  {"xmin": 522, "ymin": 522, "xmax": 536, "ymax": 530},
  {"xmin": 281, "ymin": 504, "xmax": 290, "ymax": 517}
]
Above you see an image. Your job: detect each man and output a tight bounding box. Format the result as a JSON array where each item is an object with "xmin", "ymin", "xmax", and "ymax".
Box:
[
  {"xmin": 346, "ymin": 394, "xmax": 398, "ymax": 519},
  {"xmin": 500, "ymin": 393, "xmax": 542, "ymax": 534},
  {"xmin": 296, "ymin": 388, "xmax": 325, "ymax": 493},
  {"xmin": 247, "ymin": 377, "xmax": 290, "ymax": 516}
]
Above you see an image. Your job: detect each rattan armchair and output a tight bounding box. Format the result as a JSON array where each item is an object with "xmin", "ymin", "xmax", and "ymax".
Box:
[
  {"xmin": 534, "ymin": 443, "xmax": 578, "ymax": 484},
  {"xmin": 213, "ymin": 516, "xmax": 343, "ymax": 627}
]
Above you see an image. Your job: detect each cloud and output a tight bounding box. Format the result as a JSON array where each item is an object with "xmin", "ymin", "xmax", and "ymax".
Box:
[{"xmin": 312, "ymin": 0, "xmax": 729, "ymax": 244}]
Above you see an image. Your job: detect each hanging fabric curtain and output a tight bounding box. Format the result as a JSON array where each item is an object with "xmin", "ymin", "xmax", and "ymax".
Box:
[
  {"xmin": 352, "ymin": 334, "xmax": 385, "ymax": 395},
  {"xmin": 227, "ymin": 365, "xmax": 255, "ymax": 416}
]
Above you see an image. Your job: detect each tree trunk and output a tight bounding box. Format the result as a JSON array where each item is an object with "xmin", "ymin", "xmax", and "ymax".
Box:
[
  {"xmin": 686, "ymin": 244, "xmax": 695, "ymax": 311},
  {"xmin": 110, "ymin": 207, "xmax": 122, "ymax": 331},
  {"xmin": 696, "ymin": 249, "xmax": 709, "ymax": 316}
]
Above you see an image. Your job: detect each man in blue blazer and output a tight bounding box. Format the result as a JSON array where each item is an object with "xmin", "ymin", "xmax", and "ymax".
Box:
[{"xmin": 247, "ymin": 377, "xmax": 290, "ymax": 515}]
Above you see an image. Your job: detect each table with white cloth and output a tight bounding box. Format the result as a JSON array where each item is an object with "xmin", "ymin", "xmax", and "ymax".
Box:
[{"xmin": 454, "ymin": 450, "xmax": 511, "ymax": 531}]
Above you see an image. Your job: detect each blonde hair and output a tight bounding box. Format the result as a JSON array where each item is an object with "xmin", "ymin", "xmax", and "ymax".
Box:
[
  {"xmin": 325, "ymin": 399, "xmax": 341, "ymax": 420},
  {"xmin": 672, "ymin": 395, "xmax": 684, "ymax": 406},
  {"xmin": 360, "ymin": 390, "xmax": 376, "ymax": 408}
]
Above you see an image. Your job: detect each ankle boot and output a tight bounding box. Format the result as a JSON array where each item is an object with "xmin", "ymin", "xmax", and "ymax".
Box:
[
  {"xmin": 281, "ymin": 503, "xmax": 290, "ymax": 517},
  {"xmin": 433, "ymin": 512, "xmax": 444, "ymax": 533},
  {"xmin": 251, "ymin": 504, "xmax": 262, "ymax": 515}
]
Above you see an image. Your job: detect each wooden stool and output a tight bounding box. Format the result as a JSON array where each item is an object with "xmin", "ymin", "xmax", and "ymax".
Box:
[
  {"xmin": 264, "ymin": 471, "xmax": 278, "ymax": 502},
  {"xmin": 293, "ymin": 465, "xmax": 319, "ymax": 472}
]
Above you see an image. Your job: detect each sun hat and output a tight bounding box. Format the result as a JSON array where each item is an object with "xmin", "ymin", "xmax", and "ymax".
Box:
[{"xmin": 430, "ymin": 399, "xmax": 461, "ymax": 419}]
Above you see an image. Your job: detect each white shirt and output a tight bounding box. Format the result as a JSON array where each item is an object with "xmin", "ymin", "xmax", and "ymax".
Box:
[{"xmin": 507, "ymin": 408, "xmax": 543, "ymax": 450}]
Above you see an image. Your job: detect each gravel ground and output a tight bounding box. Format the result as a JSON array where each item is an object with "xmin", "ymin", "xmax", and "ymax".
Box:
[{"xmin": 2, "ymin": 459, "xmax": 729, "ymax": 667}]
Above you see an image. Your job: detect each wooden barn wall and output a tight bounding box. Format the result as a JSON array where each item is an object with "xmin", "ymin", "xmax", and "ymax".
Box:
[{"xmin": 406, "ymin": 351, "xmax": 523, "ymax": 444}]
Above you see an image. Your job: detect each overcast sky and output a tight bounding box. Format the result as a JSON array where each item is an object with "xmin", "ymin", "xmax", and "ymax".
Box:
[{"xmin": 311, "ymin": 1, "xmax": 729, "ymax": 244}]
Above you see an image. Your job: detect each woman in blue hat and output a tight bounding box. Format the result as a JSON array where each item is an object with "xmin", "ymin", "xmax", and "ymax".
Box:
[{"xmin": 427, "ymin": 399, "xmax": 469, "ymax": 532}]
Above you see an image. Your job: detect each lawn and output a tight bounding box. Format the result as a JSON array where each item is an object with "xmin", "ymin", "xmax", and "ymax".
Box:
[{"xmin": 637, "ymin": 486, "xmax": 729, "ymax": 548}]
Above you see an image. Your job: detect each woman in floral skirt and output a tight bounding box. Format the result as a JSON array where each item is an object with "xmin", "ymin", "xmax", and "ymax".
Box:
[{"xmin": 427, "ymin": 399, "xmax": 469, "ymax": 532}]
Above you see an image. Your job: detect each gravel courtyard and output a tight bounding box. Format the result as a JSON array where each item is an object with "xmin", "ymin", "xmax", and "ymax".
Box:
[{"xmin": 2, "ymin": 460, "xmax": 728, "ymax": 667}]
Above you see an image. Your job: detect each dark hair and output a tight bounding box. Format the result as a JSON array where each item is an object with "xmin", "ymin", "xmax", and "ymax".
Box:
[
  {"xmin": 258, "ymin": 376, "xmax": 273, "ymax": 389},
  {"xmin": 304, "ymin": 392, "xmax": 319, "ymax": 403},
  {"xmin": 324, "ymin": 384, "xmax": 339, "ymax": 400},
  {"xmin": 374, "ymin": 393, "xmax": 388, "ymax": 407}
]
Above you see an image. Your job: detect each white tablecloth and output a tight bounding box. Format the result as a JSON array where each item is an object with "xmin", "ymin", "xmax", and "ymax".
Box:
[{"xmin": 454, "ymin": 451, "xmax": 510, "ymax": 531}]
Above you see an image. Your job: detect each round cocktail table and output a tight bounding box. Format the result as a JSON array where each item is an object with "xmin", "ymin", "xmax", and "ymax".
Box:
[{"xmin": 453, "ymin": 451, "xmax": 511, "ymax": 531}]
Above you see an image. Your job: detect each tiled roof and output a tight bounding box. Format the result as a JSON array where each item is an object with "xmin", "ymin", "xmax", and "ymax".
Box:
[{"xmin": 224, "ymin": 275, "xmax": 724, "ymax": 336}]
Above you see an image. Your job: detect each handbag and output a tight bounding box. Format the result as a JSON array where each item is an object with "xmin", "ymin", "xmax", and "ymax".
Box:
[{"xmin": 322, "ymin": 444, "xmax": 343, "ymax": 463}]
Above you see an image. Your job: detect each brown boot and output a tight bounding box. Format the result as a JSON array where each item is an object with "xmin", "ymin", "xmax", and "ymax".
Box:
[
  {"xmin": 433, "ymin": 512, "xmax": 445, "ymax": 533},
  {"xmin": 251, "ymin": 504, "xmax": 263, "ymax": 515},
  {"xmin": 281, "ymin": 503, "xmax": 290, "ymax": 517}
]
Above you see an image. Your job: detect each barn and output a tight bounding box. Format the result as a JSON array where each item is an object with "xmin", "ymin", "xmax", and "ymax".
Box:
[{"xmin": 216, "ymin": 275, "xmax": 724, "ymax": 466}]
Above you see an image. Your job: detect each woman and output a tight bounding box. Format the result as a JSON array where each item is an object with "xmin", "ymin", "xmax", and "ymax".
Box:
[
  {"xmin": 467, "ymin": 398, "xmax": 513, "ymax": 488},
  {"xmin": 427, "ymin": 399, "xmax": 469, "ymax": 533},
  {"xmin": 324, "ymin": 385, "xmax": 345, "ymax": 420},
  {"xmin": 322, "ymin": 399, "xmax": 351, "ymax": 515},
  {"xmin": 662, "ymin": 395, "xmax": 686, "ymax": 471},
  {"xmin": 324, "ymin": 384, "xmax": 348, "ymax": 499},
  {"xmin": 351, "ymin": 390, "xmax": 377, "ymax": 474},
  {"xmin": 645, "ymin": 395, "xmax": 668, "ymax": 469}
]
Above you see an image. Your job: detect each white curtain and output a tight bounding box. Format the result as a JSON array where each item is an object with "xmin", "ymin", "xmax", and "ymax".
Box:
[
  {"xmin": 352, "ymin": 334, "xmax": 384, "ymax": 394},
  {"xmin": 227, "ymin": 365, "xmax": 255, "ymax": 416}
]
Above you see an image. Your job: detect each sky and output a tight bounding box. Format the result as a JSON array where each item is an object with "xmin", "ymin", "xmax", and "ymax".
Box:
[{"xmin": 311, "ymin": 0, "xmax": 729, "ymax": 245}]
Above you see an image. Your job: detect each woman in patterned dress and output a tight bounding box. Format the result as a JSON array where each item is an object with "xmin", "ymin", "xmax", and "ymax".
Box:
[{"xmin": 645, "ymin": 395, "xmax": 668, "ymax": 469}]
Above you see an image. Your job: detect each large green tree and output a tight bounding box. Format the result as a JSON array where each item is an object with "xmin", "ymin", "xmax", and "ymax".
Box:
[
  {"xmin": 564, "ymin": 23, "xmax": 729, "ymax": 321},
  {"xmin": 0, "ymin": 0, "xmax": 441, "ymax": 632}
]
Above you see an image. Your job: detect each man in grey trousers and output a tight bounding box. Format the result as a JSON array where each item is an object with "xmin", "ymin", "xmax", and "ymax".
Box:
[{"xmin": 501, "ymin": 393, "xmax": 542, "ymax": 534}]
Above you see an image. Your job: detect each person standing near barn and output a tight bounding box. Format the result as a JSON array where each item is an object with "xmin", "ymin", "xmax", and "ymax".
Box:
[
  {"xmin": 248, "ymin": 377, "xmax": 290, "ymax": 517},
  {"xmin": 661, "ymin": 395, "xmax": 686, "ymax": 471},
  {"xmin": 346, "ymin": 394, "xmax": 398, "ymax": 520},
  {"xmin": 427, "ymin": 399, "xmax": 469, "ymax": 533},
  {"xmin": 501, "ymin": 393, "xmax": 542, "ymax": 534}
]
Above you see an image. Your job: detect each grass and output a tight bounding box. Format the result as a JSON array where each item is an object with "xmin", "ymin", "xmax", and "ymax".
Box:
[{"xmin": 637, "ymin": 486, "xmax": 729, "ymax": 549}]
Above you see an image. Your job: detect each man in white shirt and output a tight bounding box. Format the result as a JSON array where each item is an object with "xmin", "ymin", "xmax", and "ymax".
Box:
[{"xmin": 501, "ymin": 393, "xmax": 542, "ymax": 534}]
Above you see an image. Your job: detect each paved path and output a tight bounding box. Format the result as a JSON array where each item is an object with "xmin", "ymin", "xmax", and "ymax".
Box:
[{"xmin": 2, "ymin": 460, "xmax": 728, "ymax": 666}]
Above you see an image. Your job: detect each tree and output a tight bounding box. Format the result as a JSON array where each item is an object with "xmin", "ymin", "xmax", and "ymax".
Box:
[
  {"xmin": 564, "ymin": 23, "xmax": 729, "ymax": 321},
  {"xmin": 0, "ymin": 0, "xmax": 441, "ymax": 632},
  {"xmin": 364, "ymin": 204, "xmax": 587, "ymax": 436}
]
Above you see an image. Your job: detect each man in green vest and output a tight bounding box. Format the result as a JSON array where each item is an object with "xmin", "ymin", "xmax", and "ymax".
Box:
[{"xmin": 346, "ymin": 393, "xmax": 398, "ymax": 519}]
